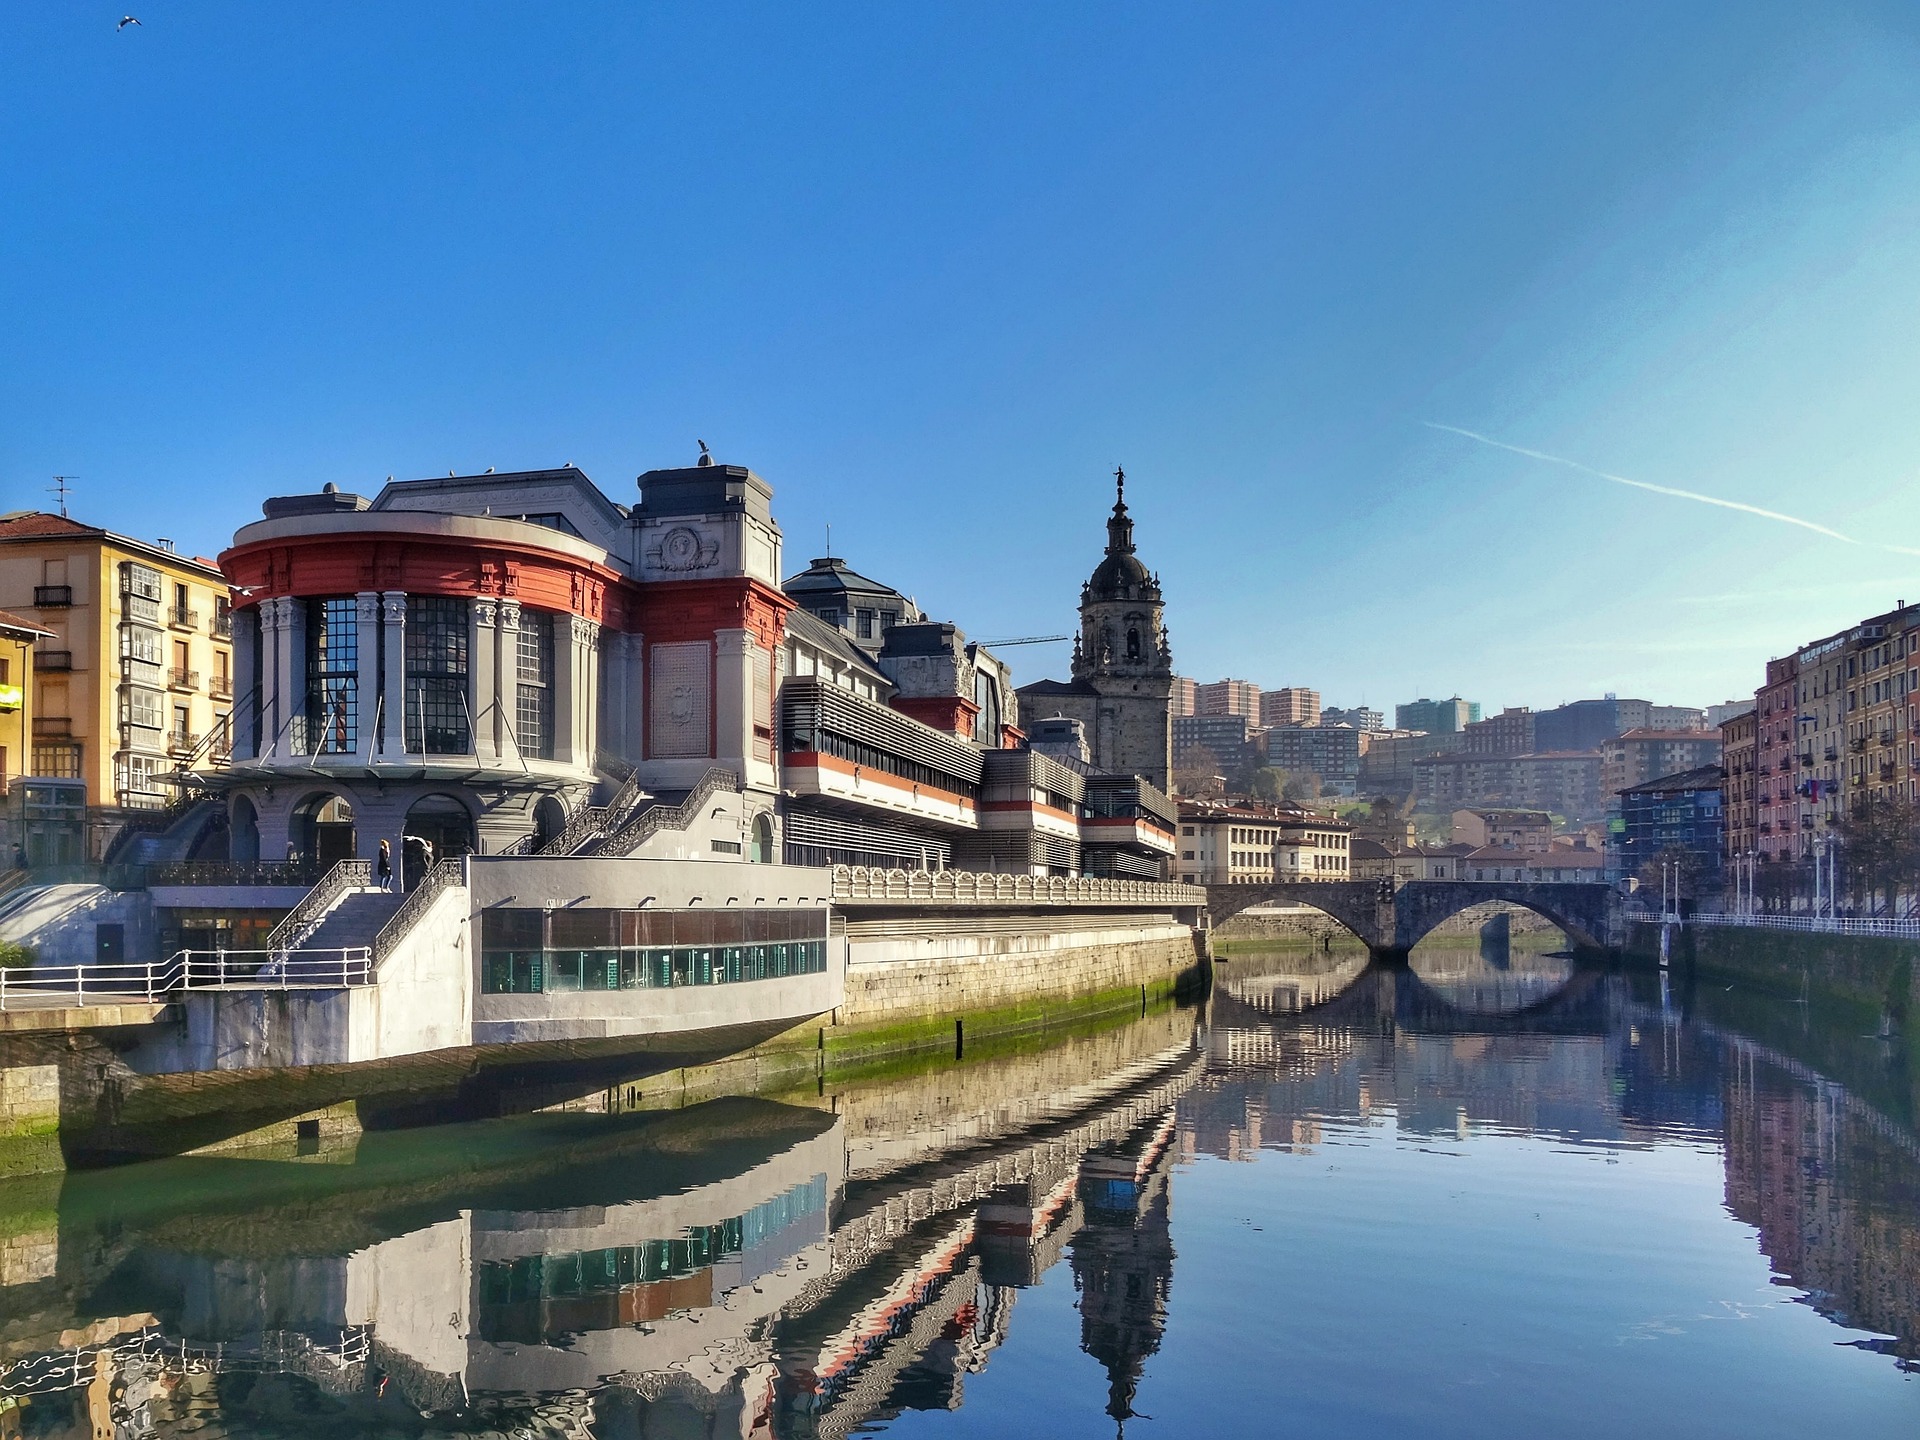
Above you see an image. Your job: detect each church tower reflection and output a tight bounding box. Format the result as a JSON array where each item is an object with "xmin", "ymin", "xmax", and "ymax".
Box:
[{"xmin": 1070, "ymin": 1116, "xmax": 1178, "ymax": 1429}]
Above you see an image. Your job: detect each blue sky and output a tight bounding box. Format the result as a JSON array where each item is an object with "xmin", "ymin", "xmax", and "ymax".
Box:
[{"xmin": 5, "ymin": 4, "xmax": 1920, "ymax": 713}]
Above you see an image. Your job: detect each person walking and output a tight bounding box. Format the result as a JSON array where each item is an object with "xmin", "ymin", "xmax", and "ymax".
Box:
[{"xmin": 377, "ymin": 838, "xmax": 394, "ymax": 891}]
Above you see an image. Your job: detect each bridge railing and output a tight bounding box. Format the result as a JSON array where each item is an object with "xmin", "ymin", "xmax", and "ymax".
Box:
[{"xmin": 0, "ymin": 947, "xmax": 374, "ymax": 1009}]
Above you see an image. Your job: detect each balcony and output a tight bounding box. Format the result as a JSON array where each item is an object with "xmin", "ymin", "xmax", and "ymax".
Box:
[
  {"xmin": 33, "ymin": 584, "xmax": 72, "ymax": 607},
  {"xmin": 31, "ymin": 717, "xmax": 69, "ymax": 737},
  {"xmin": 1850, "ymin": 738, "xmax": 1867, "ymax": 754},
  {"xmin": 167, "ymin": 730, "xmax": 199, "ymax": 757},
  {"xmin": 210, "ymin": 672, "xmax": 233, "ymax": 700},
  {"xmin": 167, "ymin": 605, "xmax": 200, "ymax": 631},
  {"xmin": 1798, "ymin": 753, "xmax": 1814, "ymax": 766},
  {"xmin": 1824, "ymin": 747, "xmax": 1839, "ymax": 761},
  {"xmin": 35, "ymin": 649, "xmax": 72, "ymax": 672},
  {"xmin": 167, "ymin": 666, "xmax": 199, "ymax": 691},
  {"xmin": 123, "ymin": 594, "xmax": 160, "ymax": 625},
  {"xmin": 212, "ymin": 608, "xmax": 232, "ymax": 638}
]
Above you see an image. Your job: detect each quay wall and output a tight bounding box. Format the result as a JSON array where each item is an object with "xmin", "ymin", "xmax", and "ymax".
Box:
[
  {"xmin": 1625, "ymin": 920, "xmax": 1920, "ymax": 1017},
  {"xmin": 0, "ymin": 881, "xmax": 1206, "ymax": 1174}
]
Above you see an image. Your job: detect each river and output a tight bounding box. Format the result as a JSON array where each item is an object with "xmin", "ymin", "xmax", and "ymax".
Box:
[{"xmin": 3, "ymin": 932, "xmax": 1918, "ymax": 1438}]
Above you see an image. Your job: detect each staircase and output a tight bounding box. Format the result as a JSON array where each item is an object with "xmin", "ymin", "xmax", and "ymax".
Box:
[{"xmin": 299, "ymin": 891, "xmax": 406, "ymax": 953}]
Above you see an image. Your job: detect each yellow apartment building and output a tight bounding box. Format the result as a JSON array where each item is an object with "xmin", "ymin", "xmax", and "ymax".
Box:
[{"xmin": 0, "ymin": 512, "xmax": 233, "ymax": 855}]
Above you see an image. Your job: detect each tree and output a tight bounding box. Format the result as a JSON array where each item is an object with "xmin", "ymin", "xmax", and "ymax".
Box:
[
  {"xmin": 1174, "ymin": 746, "xmax": 1224, "ymax": 798},
  {"xmin": 1636, "ymin": 843, "xmax": 1706, "ymax": 905},
  {"xmin": 1837, "ymin": 794, "xmax": 1920, "ymax": 915}
]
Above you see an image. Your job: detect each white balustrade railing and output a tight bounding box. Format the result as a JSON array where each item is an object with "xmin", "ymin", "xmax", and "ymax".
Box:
[
  {"xmin": 830, "ymin": 864, "xmax": 1204, "ymax": 908},
  {"xmin": 1684, "ymin": 911, "xmax": 1920, "ymax": 939},
  {"xmin": 0, "ymin": 947, "xmax": 373, "ymax": 1010}
]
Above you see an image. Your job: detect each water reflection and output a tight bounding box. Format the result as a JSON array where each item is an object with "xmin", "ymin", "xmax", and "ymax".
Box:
[{"xmin": 4, "ymin": 940, "xmax": 1920, "ymax": 1436}]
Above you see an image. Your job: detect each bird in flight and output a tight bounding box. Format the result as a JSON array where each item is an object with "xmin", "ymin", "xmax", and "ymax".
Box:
[{"xmin": 118, "ymin": 15, "xmax": 141, "ymax": 29}]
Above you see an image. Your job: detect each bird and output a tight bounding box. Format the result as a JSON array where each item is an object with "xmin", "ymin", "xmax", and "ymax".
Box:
[
  {"xmin": 118, "ymin": 15, "xmax": 140, "ymax": 28},
  {"xmin": 696, "ymin": 439, "xmax": 713, "ymax": 466}
]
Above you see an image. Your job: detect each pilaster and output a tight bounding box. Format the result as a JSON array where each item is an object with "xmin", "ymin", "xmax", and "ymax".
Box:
[
  {"xmin": 714, "ymin": 629, "xmax": 754, "ymax": 772},
  {"xmin": 269, "ymin": 596, "xmax": 303, "ymax": 758},
  {"xmin": 472, "ymin": 597, "xmax": 498, "ymax": 763},
  {"xmin": 496, "ymin": 600, "xmax": 521, "ymax": 762},
  {"xmin": 380, "ymin": 591, "xmax": 407, "ymax": 758},
  {"xmin": 556, "ymin": 614, "xmax": 598, "ymax": 766}
]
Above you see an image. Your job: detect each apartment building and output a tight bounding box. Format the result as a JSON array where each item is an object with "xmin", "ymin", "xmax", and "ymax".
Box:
[
  {"xmin": 0, "ymin": 512, "xmax": 234, "ymax": 846},
  {"xmin": 1462, "ymin": 707, "xmax": 1535, "ymax": 756},
  {"xmin": 1720, "ymin": 709, "xmax": 1758, "ymax": 867},
  {"xmin": 1170, "ymin": 675, "xmax": 1197, "ymax": 717},
  {"xmin": 1195, "ymin": 678, "xmax": 1261, "ymax": 722},
  {"xmin": 1600, "ymin": 729, "xmax": 1723, "ymax": 801},
  {"xmin": 1259, "ymin": 687, "xmax": 1321, "ymax": 728},
  {"xmin": 1263, "ymin": 722, "xmax": 1360, "ymax": 795},
  {"xmin": 1175, "ymin": 802, "xmax": 1350, "ymax": 884}
]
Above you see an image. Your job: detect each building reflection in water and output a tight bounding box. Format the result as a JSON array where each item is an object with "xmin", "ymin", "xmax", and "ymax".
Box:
[{"xmin": 6, "ymin": 945, "xmax": 1920, "ymax": 1437}]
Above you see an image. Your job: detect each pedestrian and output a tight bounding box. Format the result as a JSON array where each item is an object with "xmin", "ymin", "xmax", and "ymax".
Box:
[{"xmin": 377, "ymin": 838, "xmax": 393, "ymax": 890}]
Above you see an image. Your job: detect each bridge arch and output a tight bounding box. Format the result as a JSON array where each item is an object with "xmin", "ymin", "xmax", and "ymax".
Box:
[
  {"xmin": 1394, "ymin": 882, "xmax": 1613, "ymax": 954},
  {"xmin": 1204, "ymin": 881, "xmax": 1395, "ymax": 952}
]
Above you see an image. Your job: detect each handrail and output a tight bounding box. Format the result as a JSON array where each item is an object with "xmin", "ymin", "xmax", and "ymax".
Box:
[
  {"xmin": 262, "ymin": 858, "xmax": 375, "ymax": 951},
  {"xmin": 372, "ymin": 857, "xmax": 466, "ymax": 967},
  {"xmin": 593, "ymin": 767, "xmax": 741, "ymax": 857},
  {"xmin": 0, "ymin": 948, "xmax": 374, "ymax": 1009},
  {"xmin": 1674, "ymin": 910, "xmax": 1920, "ymax": 938},
  {"xmin": 530, "ymin": 770, "xmax": 648, "ymax": 857},
  {"xmin": 829, "ymin": 864, "xmax": 1205, "ymax": 908}
]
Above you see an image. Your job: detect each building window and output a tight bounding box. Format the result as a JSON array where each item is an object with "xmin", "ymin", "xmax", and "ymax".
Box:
[
  {"xmin": 406, "ymin": 595, "xmax": 471, "ymax": 755},
  {"xmin": 516, "ymin": 609, "xmax": 555, "ymax": 760},
  {"xmin": 303, "ymin": 596, "xmax": 358, "ymax": 755},
  {"xmin": 33, "ymin": 742, "xmax": 81, "ymax": 778},
  {"xmin": 856, "ymin": 608, "xmax": 875, "ymax": 639}
]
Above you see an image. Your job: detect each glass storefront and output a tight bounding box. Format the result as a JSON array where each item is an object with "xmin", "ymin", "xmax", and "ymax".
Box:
[{"xmin": 479, "ymin": 906, "xmax": 830, "ymax": 995}]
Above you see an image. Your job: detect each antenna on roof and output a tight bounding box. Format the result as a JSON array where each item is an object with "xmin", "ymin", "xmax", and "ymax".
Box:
[{"xmin": 49, "ymin": 476, "xmax": 75, "ymax": 517}]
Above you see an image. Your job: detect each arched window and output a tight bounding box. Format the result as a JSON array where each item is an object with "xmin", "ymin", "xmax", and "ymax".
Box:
[{"xmin": 1127, "ymin": 627, "xmax": 1141, "ymax": 660}]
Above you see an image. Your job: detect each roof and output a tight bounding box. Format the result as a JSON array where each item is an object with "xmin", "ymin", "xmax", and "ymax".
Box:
[
  {"xmin": 1612, "ymin": 728, "xmax": 1718, "ymax": 743},
  {"xmin": 0, "ymin": 606, "xmax": 54, "ymax": 640},
  {"xmin": 783, "ymin": 555, "xmax": 912, "ymax": 607},
  {"xmin": 0, "ymin": 510, "xmax": 226, "ymax": 579},
  {"xmin": 1349, "ymin": 837, "xmax": 1393, "ymax": 860},
  {"xmin": 783, "ymin": 606, "xmax": 890, "ymax": 686},
  {"xmin": 1622, "ymin": 763, "xmax": 1726, "ymax": 795},
  {"xmin": 1017, "ymin": 676, "xmax": 1100, "ymax": 699},
  {"xmin": 1465, "ymin": 844, "xmax": 1604, "ymax": 867}
]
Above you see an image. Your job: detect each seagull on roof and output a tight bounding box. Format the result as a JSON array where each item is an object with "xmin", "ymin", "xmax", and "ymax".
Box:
[{"xmin": 118, "ymin": 15, "xmax": 140, "ymax": 28}]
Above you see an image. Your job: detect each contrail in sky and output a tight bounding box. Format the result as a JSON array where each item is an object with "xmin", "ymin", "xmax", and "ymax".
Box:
[{"xmin": 1423, "ymin": 422, "xmax": 1871, "ymax": 544}]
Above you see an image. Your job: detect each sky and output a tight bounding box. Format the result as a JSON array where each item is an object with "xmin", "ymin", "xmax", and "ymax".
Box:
[{"xmin": 5, "ymin": 3, "xmax": 1920, "ymax": 713}]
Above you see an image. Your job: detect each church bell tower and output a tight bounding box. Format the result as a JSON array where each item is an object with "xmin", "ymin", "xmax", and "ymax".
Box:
[{"xmin": 1071, "ymin": 468, "xmax": 1174, "ymax": 790}]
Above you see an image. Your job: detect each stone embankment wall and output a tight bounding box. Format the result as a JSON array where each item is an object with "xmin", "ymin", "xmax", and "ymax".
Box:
[{"xmin": 1626, "ymin": 920, "xmax": 1920, "ymax": 1016}]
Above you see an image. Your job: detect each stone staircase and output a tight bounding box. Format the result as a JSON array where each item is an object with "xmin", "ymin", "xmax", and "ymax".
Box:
[{"xmin": 297, "ymin": 890, "xmax": 406, "ymax": 953}]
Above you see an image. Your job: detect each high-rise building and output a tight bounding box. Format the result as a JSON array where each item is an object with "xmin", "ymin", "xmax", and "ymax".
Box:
[
  {"xmin": 1259, "ymin": 687, "xmax": 1320, "ymax": 728},
  {"xmin": 1533, "ymin": 698, "xmax": 1652, "ymax": 753},
  {"xmin": 1600, "ymin": 729, "xmax": 1723, "ymax": 800},
  {"xmin": 1195, "ymin": 678, "xmax": 1260, "ymax": 722},
  {"xmin": 1170, "ymin": 675, "xmax": 1197, "ymax": 717},
  {"xmin": 1462, "ymin": 707, "xmax": 1534, "ymax": 757},
  {"xmin": 1172, "ymin": 713, "xmax": 1256, "ymax": 778},
  {"xmin": 1263, "ymin": 722, "xmax": 1360, "ymax": 795},
  {"xmin": 1395, "ymin": 696, "xmax": 1479, "ymax": 734}
]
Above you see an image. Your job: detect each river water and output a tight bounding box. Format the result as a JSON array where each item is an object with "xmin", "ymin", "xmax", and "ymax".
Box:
[{"xmin": 4, "ymin": 934, "xmax": 1919, "ymax": 1438}]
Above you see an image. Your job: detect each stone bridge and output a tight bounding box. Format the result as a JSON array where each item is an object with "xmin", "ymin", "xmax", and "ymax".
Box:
[{"xmin": 1205, "ymin": 878, "xmax": 1621, "ymax": 958}]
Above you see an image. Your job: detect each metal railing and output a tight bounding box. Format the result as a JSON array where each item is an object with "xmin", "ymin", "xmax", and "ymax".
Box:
[
  {"xmin": 593, "ymin": 766, "xmax": 740, "ymax": 857},
  {"xmin": 0, "ymin": 1324, "xmax": 372, "ymax": 1399},
  {"xmin": 542, "ymin": 768, "xmax": 650, "ymax": 855},
  {"xmin": 143, "ymin": 858, "xmax": 328, "ymax": 887},
  {"xmin": 830, "ymin": 864, "xmax": 1205, "ymax": 908},
  {"xmin": 373, "ymin": 856, "xmax": 465, "ymax": 966},
  {"xmin": 0, "ymin": 947, "xmax": 373, "ymax": 1009},
  {"xmin": 168, "ymin": 604, "xmax": 201, "ymax": 629},
  {"xmin": 1686, "ymin": 910, "xmax": 1920, "ymax": 939},
  {"xmin": 262, "ymin": 858, "xmax": 374, "ymax": 951}
]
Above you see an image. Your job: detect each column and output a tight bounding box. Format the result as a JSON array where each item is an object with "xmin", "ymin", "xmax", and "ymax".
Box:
[
  {"xmin": 602, "ymin": 627, "xmax": 644, "ymax": 765},
  {"xmin": 496, "ymin": 600, "xmax": 521, "ymax": 761},
  {"xmin": 380, "ymin": 591, "xmax": 407, "ymax": 757},
  {"xmin": 472, "ymin": 597, "xmax": 498, "ymax": 764},
  {"xmin": 354, "ymin": 592, "xmax": 382, "ymax": 762}
]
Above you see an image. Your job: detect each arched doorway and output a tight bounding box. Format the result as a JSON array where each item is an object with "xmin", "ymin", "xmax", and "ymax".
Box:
[
  {"xmin": 404, "ymin": 794, "xmax": 476, "ymax": 889},
  {"xmin": 750, "ymin": 812, "xmax": 774, "ymax": 864},
  {"xmin": 532, "ymin": 795, "xmax": 567, "ymax": 853},
  {"xmin": 230, "ymin": 796, "xmax": 260, "ymax": 864},
  {"xmin": 291, "ymin": 793, "xmax": 355, "ymax": 868}
]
